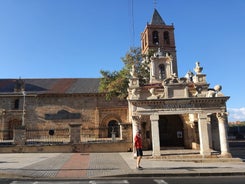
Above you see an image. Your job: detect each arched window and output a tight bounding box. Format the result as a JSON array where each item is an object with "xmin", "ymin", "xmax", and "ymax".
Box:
[
  {"xmin": 164, "ymin": 31, "xmax": 170, "ymax": 44},
  {"xmin": 108, "ymin": 120, "xmax": 120, "ymax": 138},
  {"xmin": 152, "ymin": 31, "xmax": 159, "ymax": 45},
  {"xmin": 14, "ymin": 99, "xmax": 19, "ymax": 109},
  {"xmin": 159, "ymin": 64, "xmax": 165, "ymax": 79}
]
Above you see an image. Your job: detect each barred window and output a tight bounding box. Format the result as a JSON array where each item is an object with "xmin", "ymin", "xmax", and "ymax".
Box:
[{"xmin": 108, "ymin": 120, "xmax": 120, "ymax": 138}]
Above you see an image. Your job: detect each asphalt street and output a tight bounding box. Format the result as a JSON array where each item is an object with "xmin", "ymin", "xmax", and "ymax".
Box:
[{"xmin": 1, "ymin": 176, "xmax": 245, "ymax": 184}]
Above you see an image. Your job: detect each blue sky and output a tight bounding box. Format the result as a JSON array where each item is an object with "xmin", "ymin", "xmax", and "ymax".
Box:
[{"xmin": 0, "ymin": 0, "xmax": 245, "ymax": 122}]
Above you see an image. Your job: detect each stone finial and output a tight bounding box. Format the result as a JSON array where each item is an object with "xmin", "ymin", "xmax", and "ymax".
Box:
[
  {"xmin": 194, "ymin": 62, "xmax": 203, "ymax": 74},
  {"xmin": 130, "ymin": 64, "xmax": 137, "ymax": 78}
]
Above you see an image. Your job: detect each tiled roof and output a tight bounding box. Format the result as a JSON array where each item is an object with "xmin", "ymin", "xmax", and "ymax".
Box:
[
  {"xmin": 0, "ymin": 78, "xmax": 101, "ymax": 94},
  {"xmin": 150, "ymin": 8, "xmax": 165, "ymax": 25}
]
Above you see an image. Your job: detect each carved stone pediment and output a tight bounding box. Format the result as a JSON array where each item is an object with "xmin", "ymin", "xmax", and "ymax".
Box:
[{"xmin": 129, "ymin": 97, "xmax": 229, "ymax": 112}]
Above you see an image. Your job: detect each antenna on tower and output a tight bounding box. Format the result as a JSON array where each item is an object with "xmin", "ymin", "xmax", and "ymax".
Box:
[
  {"xmin": 154, "ymin": 0, "xmax": 157, "ymax": 9},
  {"xmin": 129, "ymin": 0, "xmax": 135, "ymax": 47}
]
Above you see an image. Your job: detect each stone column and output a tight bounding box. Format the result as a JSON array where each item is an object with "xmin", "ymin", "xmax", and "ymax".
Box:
[
  {"xmin": 217, "ymin": 113, "xmax": 231, "ymax": 157},
  {"xmin": 150, "ymin": 114, "xmax": 161, "ymax": 157},
  {"xmin": 69, "ymin": 123, "xmax": 82, "ymax": 144},
  {"xmin": 0, "ymin": 109, "xmax": 6, "ymax": 140},
  {"xmin": 198, "ymin": 113, "xmax": 211, "ymax": 156},
  {"xmin": 207, "ymin": 115, "xmax": 213, "ymax": 149},
  {"xmin": 132, "ymin": 115, "xmax": 140, "ymax": 153}
]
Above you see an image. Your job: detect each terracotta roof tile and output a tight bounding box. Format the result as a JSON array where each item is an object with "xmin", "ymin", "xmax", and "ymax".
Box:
[{"xmin": 0, "ymin": 78, "xmax": 101, "ymax": 94}]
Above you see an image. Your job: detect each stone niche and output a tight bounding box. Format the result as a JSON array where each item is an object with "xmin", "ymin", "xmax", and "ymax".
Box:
[{"xmin": 45, "ymin": 110, "xmax": 81, "ymax": 120}]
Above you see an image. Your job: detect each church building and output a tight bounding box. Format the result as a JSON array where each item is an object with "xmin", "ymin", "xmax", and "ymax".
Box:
[
  {"xmin": 0, "ymin": 9, "xmax": 231, "ymax": 157},
  {"xmin": 128, "ymin": 9, "xmax": 230, "ymax": 157}
]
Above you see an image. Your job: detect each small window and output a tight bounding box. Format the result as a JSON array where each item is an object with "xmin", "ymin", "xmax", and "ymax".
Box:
[
  {"xmin": 164, "ymin": 31, "xmax": 170, "ymax": 44},
  {"xmin": 159, "ymin": 64, "xmax": 165, "ymax": 79},
  {"xmin": 152, "ymin": 31, "xmax": 159, "ymax": 45},
  {"xmin": 14, "ymin": 99, "xmax": 19, "ymax": 109}
]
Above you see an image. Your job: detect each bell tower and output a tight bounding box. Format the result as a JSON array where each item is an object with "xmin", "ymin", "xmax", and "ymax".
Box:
[{"xmin": 141, "ymin": 9, "xmax": 178, "ymax": 76}]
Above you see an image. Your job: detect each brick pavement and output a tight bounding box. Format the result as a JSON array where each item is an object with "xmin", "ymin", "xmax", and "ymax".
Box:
[
  {"xmin": 0, "ymin": 151, "xmax": 245, "ymax": 179},
  {"xmin": 55, "ymin": 153, "xmax": 131, "ymax": 178},
  {"xmin": 13, "ymin": 153, "xmax": 71, "ymax": 178},
  {"xmin": 87, "ymin": 153, "xmax": 131, "ymax": 178},
  {"xmin": 56, "ymin": 153, "xmax": 89, "ymax": 178}
]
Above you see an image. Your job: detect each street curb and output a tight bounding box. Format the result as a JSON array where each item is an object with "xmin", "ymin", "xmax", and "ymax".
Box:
[
  {"xmin": 1, "ymin": 172, "xmax": 245, "ymax": 180},
  {"xmin": 103, "ymin": 172, "xmax": 245, "ymax": 178}
]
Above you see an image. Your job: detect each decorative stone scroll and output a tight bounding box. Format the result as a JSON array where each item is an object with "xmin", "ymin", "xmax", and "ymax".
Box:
[{"xmin": 129, "ymin": 88, "xmax": 140, "ymax": 99}]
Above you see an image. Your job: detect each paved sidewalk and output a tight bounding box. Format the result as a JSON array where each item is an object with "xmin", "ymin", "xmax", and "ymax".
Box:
[{"xmin": 0, "ymin": 152, "xmax": 245, "ymax": 179}]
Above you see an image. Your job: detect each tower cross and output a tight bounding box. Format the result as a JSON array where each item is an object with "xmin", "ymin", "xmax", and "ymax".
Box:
[{"xmin": 154, "ymin": 0, "xmax": 157, "ymax": 9}]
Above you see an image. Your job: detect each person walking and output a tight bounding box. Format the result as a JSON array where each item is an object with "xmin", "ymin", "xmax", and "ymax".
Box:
[{"xmin": 134, "ymin": 130, "xmax": 143, "ymax": 170}]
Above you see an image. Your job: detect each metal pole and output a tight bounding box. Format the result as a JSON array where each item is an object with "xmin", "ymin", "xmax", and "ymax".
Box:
[{"xmin": 22, "ymin": 91, "xmax": 25, "ymax": 126}]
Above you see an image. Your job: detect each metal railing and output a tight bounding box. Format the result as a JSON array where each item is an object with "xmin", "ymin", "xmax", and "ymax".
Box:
[
  {"xmin": 80, "ymin": 127, "xmax": 121, "ymax": 143},
  {"xmin": 0, "ymin": 126, "xmax": 122, "ymax": 145},
  {"xmin": 0, "ymin": 130, "xmax": 14, "ymax": 145},
  {"xmin": 26, "ymin": 128, "xmax": 70, "ymax": 144}
]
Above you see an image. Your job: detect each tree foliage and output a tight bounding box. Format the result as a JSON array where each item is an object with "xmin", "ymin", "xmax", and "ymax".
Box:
[
  {"xmin": 229, "ymin": 121, "xmax": 245, "ymax": 127},
  {"xmin": 99, "ymin": 47, "xmax": 150, "ymax": 100}
]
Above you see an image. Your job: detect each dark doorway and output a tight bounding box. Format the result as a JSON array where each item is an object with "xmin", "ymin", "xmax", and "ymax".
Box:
[
  {"xmin": 8, "ymin": 119, "xmax": 21, "ymax": 140},
  {"xmin": 159, "ymin": 115, "xmax": 184, "ymax": 147}
]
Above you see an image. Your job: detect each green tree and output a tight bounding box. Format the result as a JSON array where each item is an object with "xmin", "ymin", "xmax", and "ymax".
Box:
[{"xmin": 99, "ymin": 47, "xmax": 150, "ymax": 100}]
